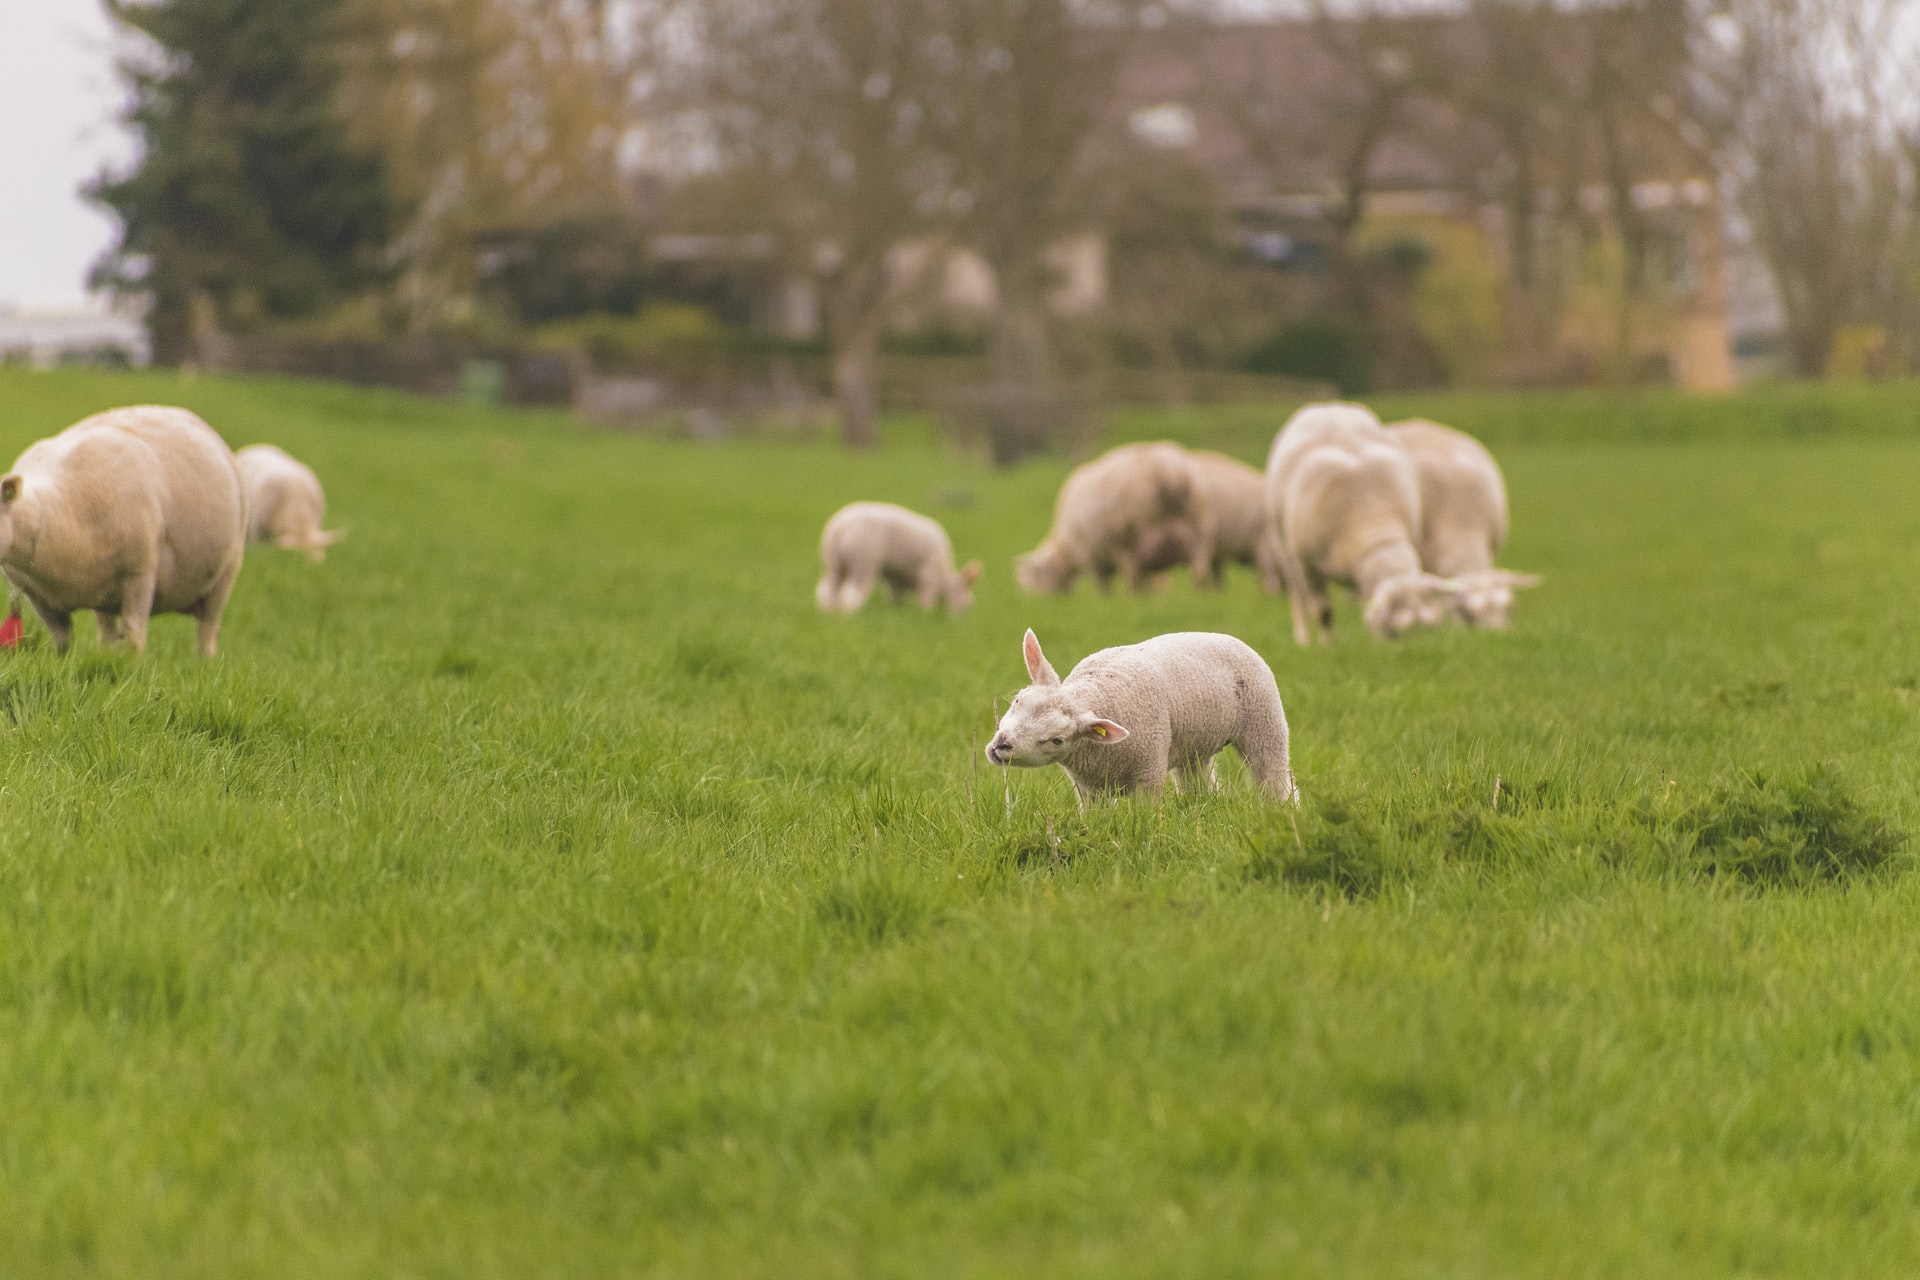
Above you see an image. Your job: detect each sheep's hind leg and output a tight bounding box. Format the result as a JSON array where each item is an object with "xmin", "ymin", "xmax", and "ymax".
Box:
[
  {"xmin": 119, "ymin": 569, "xmax": 157, "ymax": 655},
  {"xmin": 1238, "ymin": 737, "xmax": 1298, "ymax": 803},
  {"xmin": 188, "ymin": 560, "xmax": 239, "ymax": 658},
  {"xmin": 96, "ymin": 612, "xmax": 124, "ymax": 646}
]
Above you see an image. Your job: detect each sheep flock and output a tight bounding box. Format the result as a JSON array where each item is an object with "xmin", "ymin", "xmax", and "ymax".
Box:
[
  {"xmin": 823, "ymin": 398, "xmax": 1539, "ymax": 803},
  {"xmin": 3, "ymin": 395, "xmax": 1522, "ymax": 810}
]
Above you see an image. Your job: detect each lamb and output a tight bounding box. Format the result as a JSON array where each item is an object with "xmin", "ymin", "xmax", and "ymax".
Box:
[
  {"xmin": 1015, "ymin": 441, "xmax": 1203, "ymax": 594},
  {"xmin": 235, "ymin": 444, "xmax": 344, "ymax": 561},
  {"xmin": 0, "ymin": 404, "xmax": 247, "ymax": 655},
  {"xmin": 816, "ymin": 501, "xmax": 981, "ymax": 613},
  {"xmin": 1389, "ymin": 418, "xmax": 1539, "ymax": 629},
  {"xmin": 1264, "ymin": 400, "xmax": 1458, "ymax": 645},
  {"xmin": 985, "ymin": 628, "xmax": 1298, "ymax": 801}
]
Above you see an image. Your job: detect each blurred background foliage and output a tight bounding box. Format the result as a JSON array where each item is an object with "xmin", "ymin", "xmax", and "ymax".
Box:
[{"xmin": 78, "ymin": 0, "xmax": 1920, "ymax": 452}]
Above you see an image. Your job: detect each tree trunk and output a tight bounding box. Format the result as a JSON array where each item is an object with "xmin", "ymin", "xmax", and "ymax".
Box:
[
  {"xmin": 832, "ymin": 323, "xmax": 880, "ymax": 449},
  {"xmin": 987, "ymin": 279, "xmax": 1059, "ymax": 465}
]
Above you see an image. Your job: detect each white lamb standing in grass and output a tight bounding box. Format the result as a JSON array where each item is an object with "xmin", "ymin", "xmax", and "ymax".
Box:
[
  {"xmin": 1389, "ymin": 418, "xmax": 1539, "ymax": 629},
  {"xmin": 1015, "ymin": 441, "xmax": 1203, "ymax": 594},
  {"xmin": 0, "ymin": 404, "xmax": 246, "ymax": 655},
  {"xmin": 816, "ymin": 501, "xmax": 982, "ymax": 614},
  {"xmin": 986, "ymin": 628, "xmax": 1298, "ymax": 802},
  {"xmin": 235, "ymin": 444, "xmax": 344, "ymax": 561},
  {"xmin": 1265, "ymin": 400, "xmax": 1459, "ymax": 646}
]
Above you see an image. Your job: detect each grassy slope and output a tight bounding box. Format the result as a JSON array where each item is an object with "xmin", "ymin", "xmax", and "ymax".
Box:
[{"xmin": 1, "ymin": 370, "xmax": 1920, "ymax": 1277}]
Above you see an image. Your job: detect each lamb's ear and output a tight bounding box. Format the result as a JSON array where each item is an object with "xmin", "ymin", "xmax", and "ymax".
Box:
[
  {"xmin": 0, "ymin": 475, "xmax": 20, "ymax": 505},
  {"xmin": 1079, "ymin": 715, "xmax": 1129, "ymax": 744},
  {"xmin": 1022, "ymin": 628, "xmax": 1059, "ymax": 686},
  {"xmin": 959, "ymin": 560, "xmax": 983, "ymax": 586}
]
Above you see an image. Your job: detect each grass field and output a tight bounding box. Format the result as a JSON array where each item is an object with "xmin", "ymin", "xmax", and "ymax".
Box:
[{"xmin": 3, "ymin": 368, "xmax": 1920, "ymax": 1277}]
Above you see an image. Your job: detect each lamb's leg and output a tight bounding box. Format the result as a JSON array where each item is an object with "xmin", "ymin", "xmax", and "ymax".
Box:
[
  {"xmin": 814, "ymin": 569, "xmax": 842, "ymax": 612},
  {"xmin": 96, "ymin": 612, "xmax": 123, "ymax": 646},
  {"xmin": 835, "ymin": 566, "xmax": 877, "ymax": 613},
  {"xmin": 115, "ymin": 569, "xmax": 157, "ymax": 655},
  {"xmin": 188, "ymin": 561, "xmax": 236, "ymax": 658}
]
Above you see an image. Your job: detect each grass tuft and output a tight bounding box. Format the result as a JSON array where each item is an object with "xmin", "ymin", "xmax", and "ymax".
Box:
[{"xmin": 1674, "ymin": 767, "xmax": 1906, "ymax": 889}]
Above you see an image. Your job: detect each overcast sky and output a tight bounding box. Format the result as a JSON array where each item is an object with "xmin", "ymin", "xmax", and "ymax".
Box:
[{"xmin": 0, "ymin": 0, "xmax": 131, "ymax": 311}]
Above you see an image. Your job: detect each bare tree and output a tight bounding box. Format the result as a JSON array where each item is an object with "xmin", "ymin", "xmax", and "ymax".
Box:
[
  {"xmin": 1704, "ymin": 0, "xmax": 1917, "ymax": 376},
  {"xmin": 684, "ymin": 0, "xmax": 954, "ymax": 447},
  {"xmin": 938, "ymin": 0, "xmax": 1141, "ymax": 452},
  {"xmin": 337, "ymin": 0, "xmax": 630, "ymax": 330}
]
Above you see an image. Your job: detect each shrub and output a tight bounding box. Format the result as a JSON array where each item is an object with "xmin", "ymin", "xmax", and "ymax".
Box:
[{"xmin": 1240, "ymin": 320, "xmax": 1376, "ymax": 395}]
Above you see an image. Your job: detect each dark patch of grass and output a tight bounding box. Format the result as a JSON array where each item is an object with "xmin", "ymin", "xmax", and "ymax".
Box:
[
  {"xmin": 1675, "ymin": 768, "xmax": 1905, "ymax": 889},
  {"xmin": 1244, "ymin": 794, "xmax": 1403, "ymax": 900},
  {"xmin": 433, "ymin": 647, "xmax": 481, "ymax": 678}
]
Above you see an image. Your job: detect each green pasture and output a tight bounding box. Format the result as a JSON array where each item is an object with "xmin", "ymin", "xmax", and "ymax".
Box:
[{"xmin": 2, "ymin": 369, "xmax": 1920, "ymax": 1277}]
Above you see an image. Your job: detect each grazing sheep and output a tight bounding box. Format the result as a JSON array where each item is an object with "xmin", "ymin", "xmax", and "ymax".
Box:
[
  {"xmin": 985, "ymin": 628, "xmax": 1298, "ymax": 802},
  {"xmin": 0, "ymin": 404, "xmax": 246, "ymax": 655},
  {"xmin": 1265, "ymin": 401, "xmax": 1458, "ymax": 645},
  {"xmin": 1389, "ymin": 418, "xmax": 1539, "ymax": 629},
  {"xmin": 816, "ymin": 501, "xmax": 982, "ymax": 614},
  {"xmin": 1015, "ymin": 442, "xmax": 1202, "ymax": 594},
  {"xmin": 235, "ymin": 444, "xmax": 344, "ymax": 562}
]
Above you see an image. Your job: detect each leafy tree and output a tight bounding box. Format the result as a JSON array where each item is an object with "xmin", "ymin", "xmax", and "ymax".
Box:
[{"xmin": 90, "ymin": 0, "xmax": 397, "ymax": 362}]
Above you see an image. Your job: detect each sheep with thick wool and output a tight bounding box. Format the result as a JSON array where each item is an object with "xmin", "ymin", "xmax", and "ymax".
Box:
[
  {"xmin": 816, "ymin": 502, "xmax": 981, "ymax": 614},
  {"xmin": 1389, "ymin": 418, "xmax": 1538, "ymax": 628},
  {"xmin": 986, "ymin": 628, "xmax": 1297, "ymax": 801},
  {"xmin": 236, "ymin": 444, "xmax": 344, "ymax": 561},
  {"xmin": 0, "ymin": 404, "xmax": 246, "ymax": 655},
  {"xmin": 1016, "ymin": 442, "xmax": 1202, "ymax": 594},
  {"xmin": 1265, "ymin": 401, "xmax": 1458, "ymax": 645}
]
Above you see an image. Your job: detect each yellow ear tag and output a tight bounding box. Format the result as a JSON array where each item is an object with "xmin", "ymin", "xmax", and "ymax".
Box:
[{"xmin": 1094, "ymin": 726, "xmax": 1107, "ymax": 738}]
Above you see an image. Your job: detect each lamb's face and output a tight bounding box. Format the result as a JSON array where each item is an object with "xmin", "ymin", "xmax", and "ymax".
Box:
[
  {"xmin": 1363, "ymin": 572, "xmax": 1454, "ymax": 639},
  {"xmin": 987, "ymin": 629, "xmax": 1129, "ymax": 767},
  {"xmin": 1446, "ymin": 570, "xmax": 1539, "ymax": 629},
  {"xmin": 986, "ymin": 687, "xmax": 1125, "ymax": 767}
]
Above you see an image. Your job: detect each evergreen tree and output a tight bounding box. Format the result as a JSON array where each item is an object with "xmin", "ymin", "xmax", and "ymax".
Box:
[{"xmin": 89, "ymin": 0, "xmax": 397, "ymax": 362}]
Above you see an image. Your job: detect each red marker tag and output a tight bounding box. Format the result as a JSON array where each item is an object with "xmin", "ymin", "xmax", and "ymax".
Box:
[{"xmin": 0, "ymin": 612, "xmax": 23, "ymax": 649}]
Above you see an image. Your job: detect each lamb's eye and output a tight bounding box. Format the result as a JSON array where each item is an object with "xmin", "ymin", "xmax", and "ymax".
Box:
[{"xmin": 1049, "ymin": 737, "xmax": 1063, "ymax": 745}]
